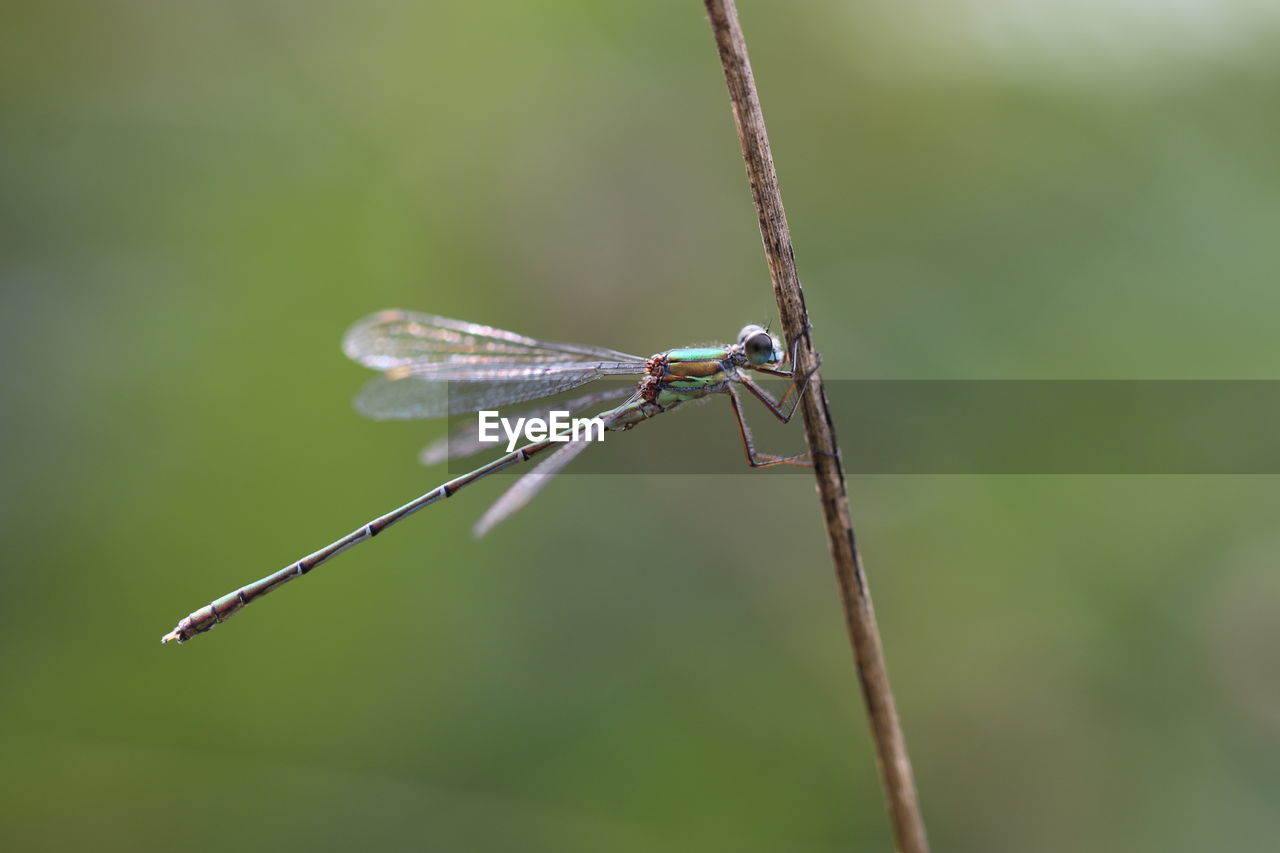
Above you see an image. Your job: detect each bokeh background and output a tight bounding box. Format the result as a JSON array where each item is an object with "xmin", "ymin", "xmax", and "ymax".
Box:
[{"xmin": 3, "ymin": 1, "xmax": 1279, "ymax": 851}]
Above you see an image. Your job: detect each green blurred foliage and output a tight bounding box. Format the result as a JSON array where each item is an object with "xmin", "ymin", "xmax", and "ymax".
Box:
[{"xmin": 2, "ymin": 2, "xmax": 1278, "ymax": 851}]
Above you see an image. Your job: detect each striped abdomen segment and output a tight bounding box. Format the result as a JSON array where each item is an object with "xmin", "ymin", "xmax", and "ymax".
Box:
[{"xmin": 161, "ymin": 439, "xmax": 558, "ymax": 643}]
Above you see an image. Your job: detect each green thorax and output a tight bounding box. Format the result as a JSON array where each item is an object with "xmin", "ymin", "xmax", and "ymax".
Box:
[
  {"xmin": 653, "ymin": 347, "xmax": 732, "ymax": 408},
  {"xmin": 666, "ymin": 347, "xmax": 731, "ymax": 362}
]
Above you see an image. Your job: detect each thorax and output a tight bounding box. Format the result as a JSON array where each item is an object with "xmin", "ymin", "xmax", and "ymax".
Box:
[{"xmin": 640, "ymin": 347, "xmax": 734, "ymax": 408}]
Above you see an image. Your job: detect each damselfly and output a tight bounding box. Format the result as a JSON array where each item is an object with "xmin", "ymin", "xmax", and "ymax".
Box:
[{"xmin": 162, "ymin": 310, "xmax": 816, "ymax": 644}]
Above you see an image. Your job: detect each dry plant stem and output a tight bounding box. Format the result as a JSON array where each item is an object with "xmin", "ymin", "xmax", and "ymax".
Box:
[{"xmin": 701, "ymin": 2, "xmax": 929, "ymax": 851}]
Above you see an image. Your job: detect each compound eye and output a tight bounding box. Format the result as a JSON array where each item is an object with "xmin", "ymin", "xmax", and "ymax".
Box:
[{"xmin": 743, "ymin": 331, "xmax": 777, "ymax": 365}]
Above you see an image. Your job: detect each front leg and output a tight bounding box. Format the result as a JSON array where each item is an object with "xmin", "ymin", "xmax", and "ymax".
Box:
[
  {"xmin": 725, "ymin": 385, "xmax": 811, "ymax": 468},
  {"xmin": 745, "ymin": 333, "xmax": 821, "ymax": 421},
  {"xmin": 737, "ymin": 358, "xmax": 819, "ymax": 424}
]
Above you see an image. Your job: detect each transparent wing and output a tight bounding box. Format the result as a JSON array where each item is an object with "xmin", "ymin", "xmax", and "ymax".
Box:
[
  {"xmin": 420, "ymin": 387, "xmax": 632, "ymax": 465},
  {"xmin": 472, "ymin": 438, "xmax": 597, "ymax": 538},
  {"xmin": 355, "ymin": 364, "xmax": 644, "ymax": 420},
  {"xmin": 343, "ymin": 309, "xmax": 644, "ymax": 370}
]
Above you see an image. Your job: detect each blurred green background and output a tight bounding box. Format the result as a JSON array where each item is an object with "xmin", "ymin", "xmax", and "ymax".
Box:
[{"xmin": 3, "ymin": 2, "xmax": 1279, "ymax": 851}]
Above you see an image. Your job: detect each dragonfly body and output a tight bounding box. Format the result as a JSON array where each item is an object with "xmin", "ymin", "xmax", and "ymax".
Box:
[
  {"xmin": 162, "ymin": 311, "xmax": 814, "ymax": 644},
  {"xmin": 649, "ymin": 348, "xmax": 733, "ymax": 402}
]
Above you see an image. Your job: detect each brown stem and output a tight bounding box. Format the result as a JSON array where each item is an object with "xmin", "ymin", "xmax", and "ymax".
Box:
[{"xmin": 701, "ymin": 2, "xmax": 930, "ymax": 851}]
